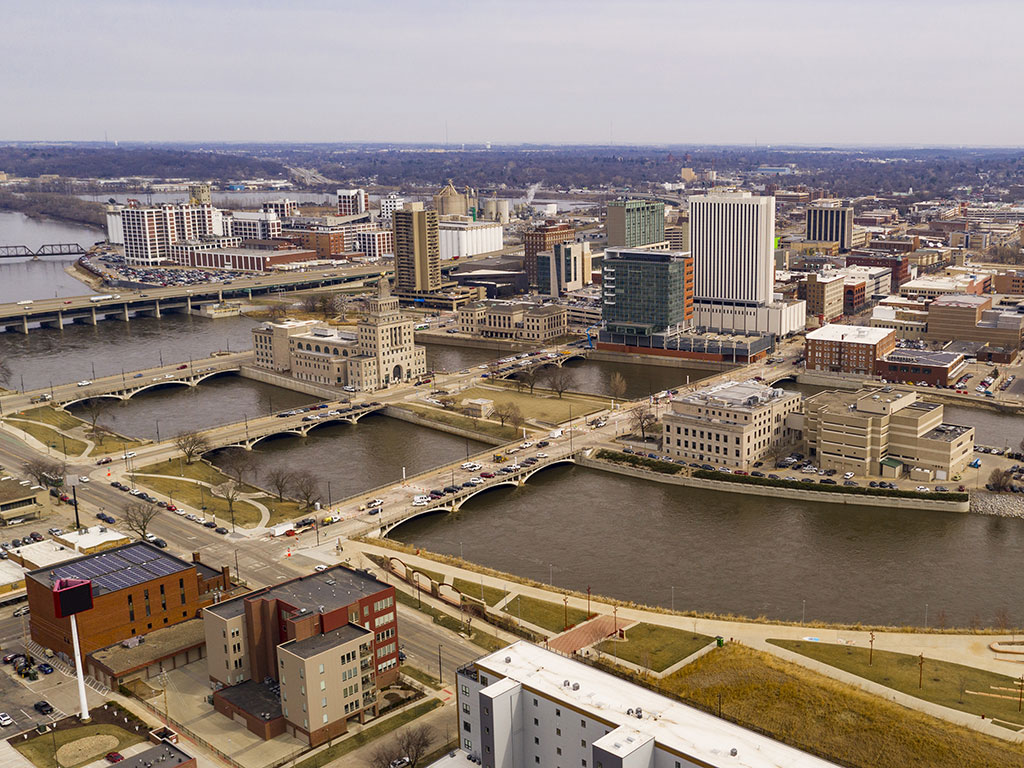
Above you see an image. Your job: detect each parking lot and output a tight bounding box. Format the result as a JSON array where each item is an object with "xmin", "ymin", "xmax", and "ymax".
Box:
[{"xmin": 0, "ymin": 659, "xmax": 105, "ymax": 735}]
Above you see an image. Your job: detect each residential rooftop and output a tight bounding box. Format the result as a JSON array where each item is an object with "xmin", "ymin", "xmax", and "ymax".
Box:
[
  {"xmin": 216, "ymin": 679, "xmax": 282, "ymax": 722},
  {"xmin": 27, "ymin": 541, "xmax": 196, "ymax": 597},
  {"xmin": 805, "ymin": 324, "xmax": 894, "ymax": 344},
  {"xmin": 280, "ymin": 624, "xmax": 371, "ymax": 659},
  {"xmin": 117, "ymin": 740, "xmax": 194, "ymax": 768},
  {"xmin": 470, "ymin": 642, "xmax": 839, "ymax": 768}
]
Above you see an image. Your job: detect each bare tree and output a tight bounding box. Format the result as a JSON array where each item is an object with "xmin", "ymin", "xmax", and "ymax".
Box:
[
  {"xmin": 175, "ymin": 431, "xmax": 210, "ymax": 463},
  {"xmin": 300, "ymin": 293, "xmax": 321, "ymax": 314},
  {"xmin": 628, "ymin": 405, "xmax": 657, "ymax": 442},
  {"xmin": 317, "ymin": 293, "xmax": 340, "ymax": 320},
  {"xmin": 265, "ymin": 302, "xmax": 288, "ymax": 321},
  {"xmin": 218, "ymin": 447, "xmax": 257, "ymax": 485},
  {"xmin": 609, "ymin": 372, "xmax": 627, "ymax": 401},
  {"xmin": 493, "ymin": 402, "xmax": 515, "ymax": 427},
  {"xmin": 988, "ymin": 467, "xmax": 1014, "ymax": 491},
  {"xmin": 0, "ymin": 356, "xmax": 11, "ymax": 389},
  {"xmin": 80, "ymin": 397, "xmax": 114, "ymax": 434},
  {"xmin": 290, "ymin": 470, "xmax": 321, "ymax": 512},
  {"xmin": 549, "ymin": 368, "xmax": 575, "ymax": 399},
  {"xmin": 213, "ymin": 481, "xmax": 243, "ymax": 531},
  {"xmin": 367, "ymin": 740, "xmax": 402, "ymax": 768},
  {"xmin": 123, "ymin": 500, "xmax": 159, "ymax": 539},
  {"xmin": 436, "ymin": 395, "xmax": 457, "ymax": 410},
  {"xmin": 266, "ymin": 467, "xmax": 296, "ymax": 501},
  {"xmin": 519, "ymin": 367, "xmax": 540, "ymax": 395},
  {"xmin": 996, "ymin": 607, "xmax": 1012, "ymax": 635},
  {"xmin": 506, "ymin": 403, "xmax": 524, "ymax": 431},
  {"xmin": 397, "ymin": 724, "xmax": 435, "ymax": 768},
  {"xmin": 23, "ymin": 458, "xmax": 66, "ymax": 486}
]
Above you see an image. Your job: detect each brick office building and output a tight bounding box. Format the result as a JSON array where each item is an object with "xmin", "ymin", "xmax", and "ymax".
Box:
[
  {"xmin": 804, "ymin": 324, "xmax": 896, "ymax": 375},
  {"xmin": 523, "ymin": 220, "xmax": 575, "ymax": 286},
  {"xmin": 847, "ymin": 252, "xmax": 910, "ymax": 286},
  {"xmin": 204, "ymin": 565, "xmax": 398, "ymax": 746},
  {"xmin": 26, "ymin": 543, "xmax": 232, "ymax": 666}
]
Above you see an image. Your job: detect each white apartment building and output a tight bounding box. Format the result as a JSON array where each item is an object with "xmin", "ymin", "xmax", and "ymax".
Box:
[
  {"xmin": 224, "ymin": 211, "xmax": 282, "ymax": 241},
  {"xmin": 662, "ymin": 380, "xmax": 802, "ymax": 470},
  {"xmin": 337, "ymin": 188, "xmax": 369, "ymax": 216},
  {"xmin": 120, "ymin": 203, "xmax": 222, "ymax": 266},
  {"xmin": 354, "ymin": 228, "xmax": 395, "ymax": 259},
  {"xmin": 458, "ymin": 641, "xmax": 839, "ymax": 768},
  {"xmin": 378, "ymin": 193, "xmax": 405, "ymax": 225},
  {"xmin": 105, "ymin": 204, "xmax": 123, "ymax": 244},
  {"xmin": 439, "ymin": 216, "xmax": 504, "ymax": 261},
  {"xmin": 262, "ymin": 199, "xmax": 299, "ymax": 219},
  {"xmin": 689, "ymin": 192, "xmax": 805, "ymax": 335}
]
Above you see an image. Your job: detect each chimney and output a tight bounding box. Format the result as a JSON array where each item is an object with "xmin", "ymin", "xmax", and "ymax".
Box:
[{"xmin": 192, "ymin": 552, "xmax": 201, "ymax": 563}]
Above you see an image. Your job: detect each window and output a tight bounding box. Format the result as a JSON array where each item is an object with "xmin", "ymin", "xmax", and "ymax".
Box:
[
  {"xmin": 533, "ymin": 737, "xmax": 539, "ymax": 745},
  {"xmin": 322, "ymin": 697, "xmax": 327, "ymax": 708},
  {"xmin": 463, "ymin": 739, "xmax": 472, "ymax": 751},
  {"xmin": 462, "ymin": 703, "xmax": 471, "ymax": 714},
  {"xmin": 464, "ymin": 721, "xmax": 472, "ymax": 732},
  {"xmin": 323, "ymin": 714, "xmax": 328, "ymax": 724},
  {"xmin": 320, "ymin": 681, "xmax": 326, "ymax": 691}
]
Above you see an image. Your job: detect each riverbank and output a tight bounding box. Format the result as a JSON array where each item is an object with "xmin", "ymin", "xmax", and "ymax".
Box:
[{"xmin": 0, "ymin": 191, "xmax": 106, "ymax": 231}]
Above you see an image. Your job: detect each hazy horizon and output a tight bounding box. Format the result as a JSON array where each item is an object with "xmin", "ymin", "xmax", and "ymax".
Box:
[{"xmin": 5, "ymin": 0, "xmax": 1023, "ymax": 147}]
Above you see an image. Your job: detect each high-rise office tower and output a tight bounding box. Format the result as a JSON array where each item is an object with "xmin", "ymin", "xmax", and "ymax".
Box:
[
  {"xmin": 337, "ymin": 188, "xmax": 369, "ymax": 216},
  {"xmin": 806, "ymin": 200, "xmax": 853, "ymax": 251},
  {"xmin": 601, "ymin": 248, "xmax": 694, "ymax": 334},
  {"xmin": 393, "ymin": 202, "xmax": 441, "ymax": 293},
  {"xmin": 606, "ymin": 199, "xmax": 665, "ymax": 248}
]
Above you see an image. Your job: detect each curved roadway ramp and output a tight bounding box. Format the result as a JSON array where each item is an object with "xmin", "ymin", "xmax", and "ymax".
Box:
[{"xmin": 547, "ymin": 614, "xmax": 626, "ymax": 655}]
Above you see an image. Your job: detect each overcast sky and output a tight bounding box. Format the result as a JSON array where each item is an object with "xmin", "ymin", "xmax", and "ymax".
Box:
[{"xmin": 4, "ymin": 0, "xmax": 1022, "ymax": 146}]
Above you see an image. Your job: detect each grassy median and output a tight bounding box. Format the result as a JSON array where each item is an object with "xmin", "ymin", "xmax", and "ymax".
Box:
[
  {"xmin": 659, "ymin": 643, "xmax": 1024, "ymax": 768},
  {"xmin": 459, "ymin": 385, "xmax": 604, "ymax": 424},
  {"xmin": 502, "ymin": 594, "xmax": 590, "ymax": 633},
  {"xmin": 397, "ymin": 404, "xmax": 519, "ymax": 441},
  {"xmin": 596, "ymin": 623, "xmax": 713, "ymax": 672},
  {"xmin": 454, "ymin": 576, "xmax": 507, "ymax": 606},
  {"xmin": 6, "ymin": 419, "xmax": 88, "ymax": 456}
]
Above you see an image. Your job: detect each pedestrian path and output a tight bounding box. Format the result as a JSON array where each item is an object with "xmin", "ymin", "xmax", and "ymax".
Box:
[{"xmin": 548, "ymin": 615, "xmax": 622, "ymax": 655}]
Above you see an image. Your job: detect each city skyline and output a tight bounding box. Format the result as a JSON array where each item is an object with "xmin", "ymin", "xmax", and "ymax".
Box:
[{"xmin": 4, "ymin": 0, "xmax": 1024, "ymax": 146}]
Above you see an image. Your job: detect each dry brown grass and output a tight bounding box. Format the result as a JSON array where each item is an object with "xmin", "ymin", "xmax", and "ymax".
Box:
[{"xmin": 660, "ymin": 643, "xmax": 1024, "ymax": 768}]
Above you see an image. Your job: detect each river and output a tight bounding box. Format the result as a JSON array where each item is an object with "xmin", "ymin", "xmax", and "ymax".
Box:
[
  {"xmin": 390, "ymin": 463, "xmax": 1024, "ymax": 627},
  {"xmin": 0, "ymin": 212, "xmax": 100, "ymax": 303}
]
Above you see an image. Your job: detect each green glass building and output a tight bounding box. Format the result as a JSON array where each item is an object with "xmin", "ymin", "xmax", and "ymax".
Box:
[{"xmin": 606, "ymin": 199, "xmax": 665, "ymax": 248}]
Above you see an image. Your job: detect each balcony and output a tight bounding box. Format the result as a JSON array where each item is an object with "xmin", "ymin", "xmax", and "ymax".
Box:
[
  {"xmin": 361, "ymin": 659, "xmax": 372, "ymax": 672},
  {"xmin": 362, "ymin": 674, "xmax": 374, "ymax": 688}
]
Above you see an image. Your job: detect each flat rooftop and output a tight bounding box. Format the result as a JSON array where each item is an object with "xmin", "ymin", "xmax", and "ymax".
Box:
[
  {"xmin": 471, "ymin": 642, "xmax": 838, "ymax": 768},
  {"xmin": 923, "ymin": 423, "xmax": 974, "ymax": 442},
  {"xmin": 805, "ymin": 324, "xmax": 893, "ymax": 344},
  {"xmin": 0, "ymin": 477, "xmax": 41, "ymax": 503},
  {"xmin": 90, "ymin": 618, "xmax": 205, "ymax": 674},
  {"xmin": 7, "ymin": 540, "xmax": 80, "ymax": 569},
  {"xmin": 216, "ymin": 679, "xmax": 283, "ymax": 721},
  {"xmin": 208, "ymin": 565, "xmax": 388, "ymax": 618},
  {"xmin": 930, "ymin": 294, "xmax": 990, "ymax": 308},
  {"xmin": 53, "ymin": 525, "xmax": 131, "ymax": 552},
  {"xmin": 27, "ymin": 541, "xmax": 196, "ymax": 597},
  {"xmin": 117, "ymin": 741, "xmax": 194, "ymax": 768},
  {"xmin": 0, "ymin": 558, "xmax": 26, "ymax": 587},
  {"xmin": 680, "ymin": 379, "xmax": 792, "ymax": 409},
  {"xmin": 882, "ymin": 349, "xmax": 965, "ymax": 367},
  {"xmin": 280, "ymin": 624, "xmax": 371, "ymax": 659}
]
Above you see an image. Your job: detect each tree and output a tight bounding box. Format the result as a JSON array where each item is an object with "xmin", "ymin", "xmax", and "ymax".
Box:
[
  {"xmin": 175, "ymin": 431, "xmax": 210, "ymax": 464},
  {"xmin": 218, "ymin": 447, "xmax": 257, "ymax": 485},
  {"xmin": 317, "ymin": 293, "xmax": 340, "ymax": 320},
  {"xmin": 265, "ymin": 302, "xmax": 288, "ymax": 321},
  {"xmin": 80, "ymin": 397, "xmax": 114, "ymax": 434},
  {"xmin": 396, "ymin": 724, "xmax": 435, "ymax": 768},
  {"xmin": 367, "ymin": 740, "xmax": 403, "ymax": 768},
  {"xmin": 300, "ymin": 293, "xmax": 321, "ymax": 314},
  {"xmin": 609, "ymin": 372, "xmax": 627, "ymax": 401},
  {"xmin": 123, "ymin": 500, "xmax": 159, "ymax": 539},
  {"xmin": 549, "ymin": 368, "xmax": 575, "ymax": 399},
  {"xmin": 266, "ymin": 467, "xmax": 296, "ymax": 501},
  {"xmin": 989, "ymin": 467, "xmax": 1014, "ymax": 491},
  {"xmin": 0, "ymin": 356, "xmax": 12, "ymax": 389},
  {"xmin": 23, "ymin": 457, "xmax": 66, "ymax": 486},
  {"xmin": 519, "ymin": 367, "xmax": 540, "ymax": 395},
  {"xmin": 506, "ymin": 403, "xmax": 525, "ymax": 431},
  {"xmin": 290, "ymin": 470, "xmax": 321, "ymax": 512},
  {"xmin": 437, "ymin": 395, "xmax": 457, "ymax": 410},
  {"xmin": 213, "ymin": 481, "xmax": 242, "ymax": 531},
  {"xmin": 493, "ymin": 402, "xmax": 515, "ymax": 427},
  {"xmin": 628, "ymin": 405, "xmax": 657, "ymax": 442}
]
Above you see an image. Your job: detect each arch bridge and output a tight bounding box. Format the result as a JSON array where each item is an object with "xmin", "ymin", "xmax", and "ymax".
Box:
[
  {"xmin": 376, "ymin": 454, "xmax": 579, "ymax": 536},
  {"xmin": 58, "ymin": 367, "xmax": 241, "ymax": 407},
  {"xmin": 209, "ymin": 403, "xmax": 386, "ymax": 451},
  {"xmin": 496, "ymin": 350, "xmax": 590, "ymax": 379}
]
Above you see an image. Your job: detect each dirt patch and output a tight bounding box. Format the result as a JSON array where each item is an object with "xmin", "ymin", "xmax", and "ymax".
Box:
[
  {"xmin": 124, "ymin": 678, "xmax": 162, "ymax": 699},
  {"xmin": 56, "ymin": 734, "xmax": 118, "ymax": 766}
]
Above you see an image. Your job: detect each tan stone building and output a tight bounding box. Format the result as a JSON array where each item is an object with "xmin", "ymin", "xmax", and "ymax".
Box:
[
  {"xmin": 925, "ymin": 294, "xmax": 1024, "ymax": 351},
  {"xmin": 804, "ymin": 387, "xmax": 974, "ymax": 480},
  {"xmin": 253, "ymin": 280, "xmax": 426, "ymax": 391},
  {"xmin": 393, "ymin": 203, "xmax": 441, "ymax": 293},
  {"xmin": 662, "ymin": 380, "xmax": 802, "ymax": 470},
  {"xmin": 457, "ymin": 302, "xmax": 567, "ymax": 342},
  {"xmin": 800, "ymin": 272, "xmax": 845, "ymax": 323}
]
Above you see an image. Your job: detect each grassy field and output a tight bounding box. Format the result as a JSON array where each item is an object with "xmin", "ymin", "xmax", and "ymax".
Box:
[
  {"xmin": 15, "ymin": 723, "xmax": 145, "ymax": 768},
  {"xmin": 454, "ymin": 576, "xmax": 507, "ymax": 606},
  {"xmin": 17, "ymin": 406, "xmax": 82, "ymax": 430},
  {"xmin": 502, "ymin": 594, "xmax": 590, "ymax": 634},
  {"xmin": 291, "ymin": 699, "xmax": 442, "ymax": 768},
  {"xmin": 658, "ymin": 643, "xmax": 1024, "ymax": 768},
  {"xmin": 770, "ymin": 638, "xmax": 1024, "ymax": 730},
  {"xmin": 134, "ymin": 475, "xmax": 263, "ymax": 527},
  {"xmin": 89, "ymin": 429, "xmax": 144, "ymax": 455},
  {"xmin": 399, "ymin": 404, "xmax": 520, "ymax": 441},
  {"xmin": 409, "ymin": 565, "xmax": 447, "ymax": 585},
  {"xmin": 402, "ymin": 665, "xmax": 443, "ymax": 690},
  {"xmin": 596, "ymin": 623, "xmax": 713, "ymax": 672},
  {"xmin": 394, "ymin": 586, "xmax": 508, "ymax": 652},
  {"xmin": 458, "ymin": 385, "xmax": 603, "ymax": 424},
  {"xmin": 7, "ymin": 420, "xmax": 87, "ymax": 456},
  {"xmin": 138, "ymin": 457, "xmax": 257, "ymax": 489}
]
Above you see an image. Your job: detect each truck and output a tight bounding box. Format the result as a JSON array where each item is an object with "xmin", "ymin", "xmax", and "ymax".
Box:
[
  {"xmin": 270, "ymin": 523, "xmax": 295, "ymax": 537},
  {"xmin": 29, "ymin": 394, "xmax": 52, "ymax": 404},
  {"xmin": 90, "ymin": 295, "xmax": 113, "ymax": 303}
]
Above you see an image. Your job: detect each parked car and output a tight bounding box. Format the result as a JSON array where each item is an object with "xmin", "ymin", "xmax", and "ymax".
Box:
[
  {"xmin": 105, "ymin": 753, "xmax": 125, "ymax": 763},
  {"xmin": 37, "ymin": 663, "xmax": 53, "ymax": 674},
  {"xmin": 34, "ymin": 701, "xmax": 53, "ymax": 715}
]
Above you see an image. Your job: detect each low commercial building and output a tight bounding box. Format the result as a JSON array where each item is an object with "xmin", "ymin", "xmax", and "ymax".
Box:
[
  {"xmin": 993, "ymin": 269, "xmax": 1024, "ymax": 294},
  {"xmin": 0, "ymin": 477, "xmax": 47, "ymax": 525},
  {"xmin": 663, "ymin": 380, "xmax": 802, "ymax": 470},
  {"xmin": 26, "ymin": 542, "xmax": 233, "ymax": 667},
  {"xmin": 804, "ymin": 387, "xmax": 974, "ymax": 479},
  {"xmin": 52, "ymin": 525, "xmax": 131, "ymax": 555},
  {"xmin": 88, "ymin": 617, "xmax": 207, "ymax": 689},
  {"xmin": 900, "ymin": 274, "xmax": 988, "ymax": 299},
  {"xmin": 186, "ymin": 244, "xmax": 319, "ymax": 272},
  {"xmin": 457, "ymin": 641, "xmax": 840, "ymax": 768},
  {"xmin": 876, "ymin": 349, "xmax": 967, "ymax": 387},
  {"xmin": 458, "ymin": 302, "xmax": 567, "ymax": 343},
  {"xmin": 925, "ymin": 294, "xmax": 1024, "ymax": 351},
  {"xmin": 0, "ymin": 559, "xmax": 26, "ymax": 598},
  {"xmin": 204, "ymin": 565, "xmax": 398, "ymax": 747},
  {"xmin": 804, "ymin": 325, "xmax": 896, "ymax": 375}
]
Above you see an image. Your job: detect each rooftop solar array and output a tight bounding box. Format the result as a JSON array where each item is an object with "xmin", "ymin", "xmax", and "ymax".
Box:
[{"xmin": 35, "ymin": 542, "xmax": 192, "ymax": 596}]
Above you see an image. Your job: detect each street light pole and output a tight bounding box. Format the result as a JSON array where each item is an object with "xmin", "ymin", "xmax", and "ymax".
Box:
[
  {"xmin": 155, "ymin": 419, "xmax": 160, "ymax": 443},
  {"xmin": 437, "ymin": 644, "xmax": 443, "ymax": 683}
]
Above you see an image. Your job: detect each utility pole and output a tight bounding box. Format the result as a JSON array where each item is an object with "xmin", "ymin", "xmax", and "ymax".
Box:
[
  {"xmin": 869, "ymin": 632, "xmax": 875, "ymax": 667},
  {"xmin": 563, "ymin": 596, "xmax": 568, "ymax": 631},
  {"xmin": 918, "ymin": 653, "xmax": 924, "ymax": 689},
  {"xmin": 437, "ymin": 644, "xmax": 443, "ymax": 683},
  {"xmin": 71, "ymin": 485, "xmax": 81, "ymax": 529}
]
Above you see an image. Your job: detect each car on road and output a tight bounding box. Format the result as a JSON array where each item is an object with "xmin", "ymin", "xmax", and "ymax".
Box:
[
  {"xmin": 105, "ymin": 752, "xmax": 125, "ymax": 763},
  {"xmin": 215, "ymin": 527, "xmax": 228, "ymax": 535},
  {"xmin": 124, "ymin": 451, "xmax": 137, "ymax": 458},
  {"xmin": 37, "ymin": 663, "xmax": 53, "ymax": 674},
  {"xmin": 843, "ymin": 472, "xmax": 855, "ymax": 480},
  {"xmin": 535, "ymin": 452, "xmax": 548, "ymax": 459},
  {"xmin": 0, "ymin": 713, "xmax": 13, "ymax": 727},
  {"xmin": 177, "ymin": 364, "xmax": 188, "ymax": 370},
  {"xmin": 520, "ymin": 441, "xmax": 533, "ymax": 448},
  {"xmin": 96, "ymin": 457, "xmax": 113, "ymax": 465},
  {"xmin": 443, "ymin": 485, "xmax": 461, "ymax": 494},
  {"xmin": 152, "ymin": 538, "xmax": 168, "ymax": 548},
  {"xmin": 185, "ymin": 514, "xmax": 197, "ymax": 521},
  {"xmin": 411, "ymin": 498, "xmax": 429, "ymax": 507},
  {"xmin": 480, "ymin": 471, "xmax": 495, "ymax": 478},
  {"xmin": 367, "ymin": 499, "xmax": 384, "ymax": 509},
  {"xmin": 34, "ymin": 701, "xmax": 53, "ymax": 715},
  {"xmin": 389, "ymin": 758, "xmax": 410, "ymax": 768},
  {"xmin": 314, "ymin": 565, "xmax": 329, "ymax": 572},
  {"xmin": 76, "ymin": 380, "xmax": 92, "ymax": 387},
  {"xmin": 537, "ymin": 441, "xmax": 549, "ymax": 448},
  {"xmin": 14, "ymin": 606, "xmax": 30, "ymax": 617},
  {"xmin": 368, "ymin": 507, "xmax": 381, "ymax": 515},
  {"xmin": 203, "ymin": 521, "xmax": 217, "ymax": 528},
  {"xmin": 469, "ymin": 477, "xmax": 484, "ymax": 485}
]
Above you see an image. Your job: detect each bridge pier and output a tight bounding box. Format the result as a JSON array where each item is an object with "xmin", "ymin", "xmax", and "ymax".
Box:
[
  {"xmin": 117, "ymin": 304, "xmax": 130, "ymax": 323},
  {"xmin": 20, "ymin": 316, "xmax": 28, "ymax": 335}
]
